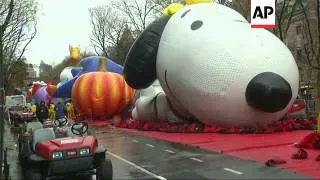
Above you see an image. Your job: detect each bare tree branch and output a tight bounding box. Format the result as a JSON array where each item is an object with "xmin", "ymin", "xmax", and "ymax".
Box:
[
  {"xmin": 0, "ymin": 0, "xmax": 14, "ymax": 35},
  {"xmin": 300, "ymin": 0, "xmax": 318, "ymax": 65},
  {"xmin": 0, "ymin": 0, "xmax": 38, "ymax": 90},
  {"xmin": 112, "ymin": 0, "xmax": 160, "ymax": 33},
  {"xmin": 230, "ymin": 0, "xmax": 250, "ymax": 21},
  {"xmin": 89, "ymin": 5, "xmax": 128, "ymax": 58}
]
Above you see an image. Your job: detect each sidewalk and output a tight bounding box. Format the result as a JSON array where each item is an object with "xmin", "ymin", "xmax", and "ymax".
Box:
[{"xmin": 3, "ymin": 122, "xmax": 23, "ymax": 180}]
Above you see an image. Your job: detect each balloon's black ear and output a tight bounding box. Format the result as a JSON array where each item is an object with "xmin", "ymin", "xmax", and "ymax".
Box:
[{"xmin": 123, "ymin": 16, "xmax": 170, "ymax": 89}]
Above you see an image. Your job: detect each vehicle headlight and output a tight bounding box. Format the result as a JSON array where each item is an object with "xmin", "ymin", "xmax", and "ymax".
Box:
[
  {"xmin": 79, "ymin": 148, "xmax": 90, "ymax": 156},
  {"xmin": 52, "ymin": 151, "xmax": 63, "ymax": 159}
]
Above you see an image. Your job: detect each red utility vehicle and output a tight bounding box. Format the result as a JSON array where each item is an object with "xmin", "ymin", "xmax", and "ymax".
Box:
[{"xmin": 18, "ymin": 121, "xmax": 112, "ymax": 180}]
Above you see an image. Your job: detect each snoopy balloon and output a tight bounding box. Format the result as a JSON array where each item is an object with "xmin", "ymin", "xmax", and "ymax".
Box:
[{"xmin": 124, "ymin": 0, "xmax": 299, "ymax": 128}]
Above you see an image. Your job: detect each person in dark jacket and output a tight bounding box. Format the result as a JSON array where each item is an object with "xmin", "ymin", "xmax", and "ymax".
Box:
[
  {"xmin": 55, "ymin": 100, "xmax": 66, "ymax": 119},
  {"xmin": 37, "ymin": 101, "xmax": 48, "ymax": 123},
  {"xmin": 35, "ymin": 103, "xmax": 40, "ymax": 117}
]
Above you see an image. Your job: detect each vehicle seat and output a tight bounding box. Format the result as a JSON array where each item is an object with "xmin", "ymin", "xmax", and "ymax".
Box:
[
  {"xmin": 26, "ymin": 122, "xmax": 43, "ymax": 132},
  {"xmin": 33, "ymin": 128, "xmax": 56, "ymax": 151},
  {"xmin": 66, "ymin": 125, "xmax": 88, "ymax": 137}
]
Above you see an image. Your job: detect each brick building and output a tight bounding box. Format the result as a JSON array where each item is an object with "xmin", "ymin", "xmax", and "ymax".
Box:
[
  {"xmin": 283, "ymin": 0, "xmax": 318, "ymax": 93},
  {"xmin": 23, "ymin": 64, "xmax": 37, "ymax": 86},
  {"xmin": 39, "ymin": 60, "xmax": 53, "ymax": 75}
]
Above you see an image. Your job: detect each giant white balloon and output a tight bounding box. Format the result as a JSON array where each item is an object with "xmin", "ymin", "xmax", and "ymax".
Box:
[
  {"xmin": 60, "ymin": 67, "xmax": 75, "ymax": 83},
  {"xmin": 124, "ymin": 2, "xmax": 299, "ymax": 127}
]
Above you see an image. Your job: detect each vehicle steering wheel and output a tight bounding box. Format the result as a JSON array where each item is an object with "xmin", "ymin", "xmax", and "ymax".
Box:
[
  {"xmin": 54, "ymin": 117, "xmax": 68, "ymax": 127},
  {"xmin": 71, "ymin": 122, "xmax": 88, "ymax": 136}
]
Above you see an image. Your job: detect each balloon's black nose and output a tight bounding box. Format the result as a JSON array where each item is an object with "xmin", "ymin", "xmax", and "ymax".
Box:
[{"xmin": 245, "ymin": 72, "xmax": 292, "ymax": 113}]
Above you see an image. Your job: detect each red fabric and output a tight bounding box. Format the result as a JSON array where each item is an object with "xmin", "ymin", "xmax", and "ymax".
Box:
[
  {"xmin": 292, "ymin": 148, "xmax": 308, "ymax": 159},
  {"xmin": 117, "ymin": 128, "xmax": 320, "ymax": 178},
  {"xmin": 227, "ymin": 144, "xmax": 320, "ymax": 178},
  {"xmin": 47, "ymin": 80, "xmax": 52, "ymax": 86},
  {"xmin": 265, "ymin": 158, "xmax": 287, "ymax": 166},
  {"xmin": 116, "ymin": 118, "xmax": 315, "ymax": 134},
  {"xmin": 295, "ymin": 132, "xmax": 320, "ymax": 149},
  {"xmin": 85, "ymin": 120, "xmax": 111, "ymax": 127},
  {"xmin": 287, "ymin": 102, "xmax": 306, "ymax": 113},
  {"xmin": 31, "ymin": 84, "xmax": 40, "ymax": 96}
]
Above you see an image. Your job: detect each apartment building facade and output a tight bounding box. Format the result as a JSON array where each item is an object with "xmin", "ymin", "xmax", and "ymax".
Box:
[{"xmin": 24, "ymin": 64, "xmax": 37, "ymax": 86}]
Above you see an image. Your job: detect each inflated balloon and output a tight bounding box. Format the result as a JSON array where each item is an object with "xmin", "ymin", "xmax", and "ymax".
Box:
[
  {"xmin": 34, "ymin": 87, "xmax": 50, "ymax": 105},
  {"xmin": 47, "ymin": 85, "xmax": 57, "ymax": 97},
  {"xmin": 60, "ymin": 67, "xmax": 81, "ymax": 83},
  {"xmin": 70, "ymin": 46, "xmax": 80, "ymax": 59},
  {"xmin": 185, "ymin": 0, "xmax": 214, "ymax": 4},
  {"xmin": 71, "ymin": 68, "xmax": 82, "ymax": 77},
  {"xmin": 71, "ymin": 72, "xmax": 135, "ymax": 117},
  {"xmin": 54, "ymin": 56, "xmax": 123, "ymax": 98},
  {"xmin": 124, "ymin": 1, "xmax": 299, "ymax": 127},
  {"xmin": 162, "ymin": 3, "xmax": 184, "ymax": 16},
  {"xmin": 69, "ymin": 46, "xmax": 80, "ymax": 65},
  {"xmin": 57, "ymin": 82, "xmax": 64, "ymax": 88},
  {"xmin": 27, "ymin": 88, "xmax": 32, "ymax": 97},
  {"xmin": 31, "ymin": 84, "xmax": 41, "ymax": 96},
  {"xmin": 79, "ymin": 56, "xmax": 123, "ymax": 74}
]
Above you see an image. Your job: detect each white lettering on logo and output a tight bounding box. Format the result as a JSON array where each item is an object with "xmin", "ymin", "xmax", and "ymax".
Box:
[{"xmin": 60, "ymin": 139, "xmax": 79, "ymax": 144}]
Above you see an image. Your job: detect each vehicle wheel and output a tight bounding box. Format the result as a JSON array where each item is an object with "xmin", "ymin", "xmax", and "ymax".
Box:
[
  {"xmin": 40, "ymin": 174, "xmax": 46, "ymax": 180},
  {"xmin": 39, "ymin": 169, "xmax": 47, "ymax": 180},
  {"xmin": 96, "ymin": 159, "xmax": 113, "ymax": 180}
]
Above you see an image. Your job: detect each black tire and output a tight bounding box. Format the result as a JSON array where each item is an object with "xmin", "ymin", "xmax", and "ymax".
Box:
[
  {"xmin": 96, "ymin": 159, "xmax": 113, "ymax": 180},
  {"xmin": 39, "ymin": 174, "xmax": 46, "ymax": 180},
  {"xmin": 39, "ymin": 168, "xmax": 47, "ymax": 180}
]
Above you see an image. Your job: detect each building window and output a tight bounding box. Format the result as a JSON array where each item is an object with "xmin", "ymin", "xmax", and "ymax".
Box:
[{"xmin": 296, "ymin": 25, "xmax": 302, "ymax": 34}]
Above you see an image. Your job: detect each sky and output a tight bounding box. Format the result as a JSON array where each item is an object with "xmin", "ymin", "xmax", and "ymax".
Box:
[
  {"xmin": 24, "ymin": 0, "xmax": 108, "ymax": 66},
  {"xmin": 24, "ymin": 0, "xmax": 232, "ymax": 67}
]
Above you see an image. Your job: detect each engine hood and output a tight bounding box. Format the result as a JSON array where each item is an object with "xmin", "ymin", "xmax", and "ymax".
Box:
[
  {"xmin": 50, "ymin": 137, "xmax": 84, "ymax": 148},
  {"xmin": 36, "ymin": 136, "xmax": 97, "ymax": 160}
]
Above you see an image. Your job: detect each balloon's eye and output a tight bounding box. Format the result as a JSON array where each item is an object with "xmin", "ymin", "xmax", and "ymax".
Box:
[{"xmin": 191, "ymin": 20, "xmax": 203, "ymax": 30}]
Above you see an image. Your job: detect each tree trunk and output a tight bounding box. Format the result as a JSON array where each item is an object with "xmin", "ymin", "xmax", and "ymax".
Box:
[{"xmin": 317, "ymin": 71, "xmax": 320, "ymax": 97}]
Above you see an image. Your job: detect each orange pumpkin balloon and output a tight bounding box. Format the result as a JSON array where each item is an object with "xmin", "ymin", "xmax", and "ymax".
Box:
[{"xmin": 71, "ymin": 72, "xmax": 135, "ymax": 117}]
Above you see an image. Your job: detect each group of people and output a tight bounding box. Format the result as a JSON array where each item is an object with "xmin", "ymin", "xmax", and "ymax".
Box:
[{"xmin": 27, "ymin": 100, "xmax": 75, "ymax": 123}]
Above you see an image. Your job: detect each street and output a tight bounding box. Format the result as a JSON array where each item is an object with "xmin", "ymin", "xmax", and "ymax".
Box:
[
  {"xmin": 93, "ymin": 127, "xmax": 310, "ymax": 180},
  {"xmin": 0, "ymin": 0, "xmax": 319, "ymax": 180},
  {"xmin": 5, "ymin": 126, "xmax": 311, "ymax": 180}
]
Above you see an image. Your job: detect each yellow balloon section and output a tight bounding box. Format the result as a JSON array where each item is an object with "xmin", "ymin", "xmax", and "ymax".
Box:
[
  {"xmin": 163, "ymin": 0, "xmax": 215, "ymax": 16},
  {"xmin": 185, "ymin": 0, "xmax": 215, "ymax": 4},
  {"xmin": 70, "ymin": 46, "xmax": 80, "ymax": 64}
]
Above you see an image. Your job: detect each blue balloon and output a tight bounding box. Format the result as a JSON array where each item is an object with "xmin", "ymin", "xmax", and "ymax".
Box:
[
  {"xmin": 79, "ymin": 56, "xmax": 123, "ymax": 74},
  {"xmin": 54, "ymin": 56, "xmax": 123, "ymax": 98},
  {"xmin": 71, "ymin": 68, "xmax": 82, "ymax": 77}
]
